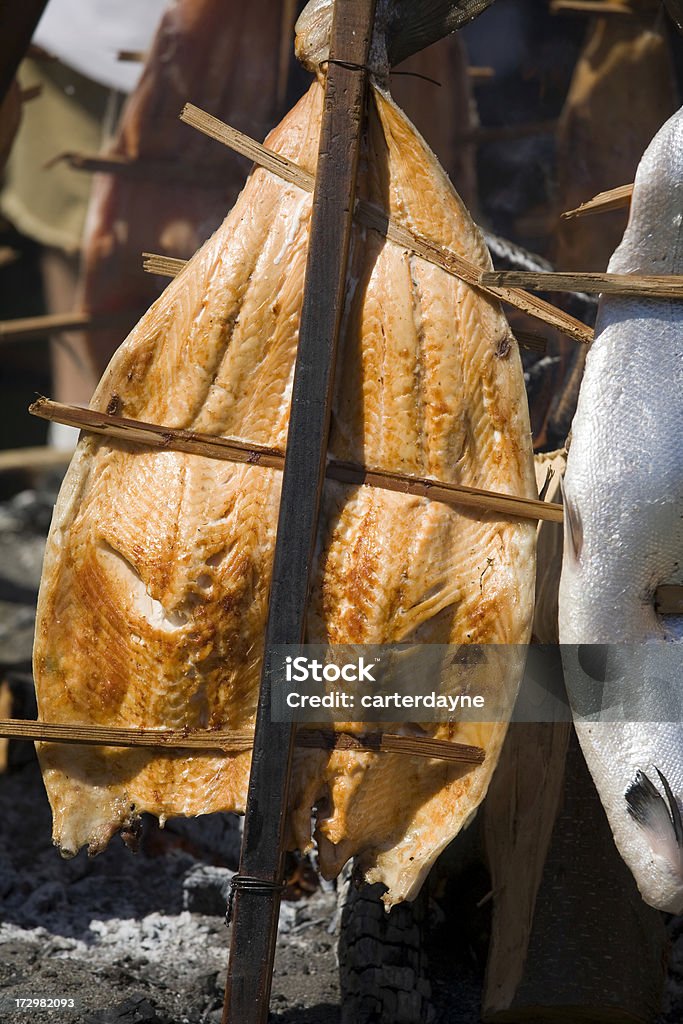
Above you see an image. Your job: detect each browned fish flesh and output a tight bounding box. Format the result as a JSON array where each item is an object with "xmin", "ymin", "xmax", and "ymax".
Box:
[{"xmin": 34, "ymin": 16, "xmax": 537, "ymax": 906}]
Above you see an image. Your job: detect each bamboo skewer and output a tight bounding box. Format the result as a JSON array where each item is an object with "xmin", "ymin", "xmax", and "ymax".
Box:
[
  {"xmin": 179, "ymin": 103, "xmax": 593, "ymax": 345},
  {"xmin": 562, "ymin": 183, "xmax": 633, "ymax": 219},
  {"xmin": 0, "ymin": 719, "xmax": 485, "ymax": 764},
  {"xmin": 142, "ymin": 253, "xmax": 187, "ymax": 278},
  {"xmin": 24, "ymin": 406, "xmax": 678, "ymax": 605},
  {"xmin": 29, "ymin": 398, "xmax": 564, "ymax": 524},
  {"xmin": 141, "ymin": 251, "xmax": 548, "ymax": 353},
  {"xmin": 480, "ymin": 270, "xmax": 683, "ymax": 298}
]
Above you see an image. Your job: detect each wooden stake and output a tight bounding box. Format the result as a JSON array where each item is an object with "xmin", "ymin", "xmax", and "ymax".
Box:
[
  {"xmin": 0, "ymin": 719, "xmax": 484, "ymax": 764},
  {"xmin": 179, "ymin": 104, "xmax": 593, "ymax": 344},
  {"xmin": 29, "ymin": 398, "xmax": 564, "ymax": 524},
  {"xmin": 480, "ymin": 269, "xmax": 683, "ymax": 298},
  {"xmin": 562, "ymin": 183, "xmax": 633, "ymax": 219},
  {"xmin": 222, "ymin": 3, "xmax": 376, "ymax": 1021}
]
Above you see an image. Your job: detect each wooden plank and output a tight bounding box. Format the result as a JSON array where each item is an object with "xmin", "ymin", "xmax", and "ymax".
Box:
[
  {"xmin": 0, "ymin": 0, "xmax": 49, "ymax": 102},
  {"xmin": 480, "ymin": 269, "xmax": 683, "ymax": 298},
  {"xmin": 180, "ymin": 104, "xmax": 593, "ymax": 344},
  {"xmin": 484, "ymin": 719, "xmax": 572, "ymax": 1016},
  {"xmin": 484, "ymin": 732, "xmax": 667, "ymax": 1021},
  {"xmin": 29, "ymin": 398, "xmax": 564, "ymax": 524},
  {"xmin": 222, "ymin": 4, "xmax": 377, "ymax": 1022},
  {"xmin": 0, "ymin": 719, "xmax": 485, "ymax": 764},
  {"xmin": 562, "ymin": 183, "xmax": 633, "ymax": 220}
]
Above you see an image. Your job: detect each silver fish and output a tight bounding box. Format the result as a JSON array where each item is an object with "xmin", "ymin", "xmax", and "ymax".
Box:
[{"xmin": 559, "ymin": 106, "xmax": 683, "ymax": 912}]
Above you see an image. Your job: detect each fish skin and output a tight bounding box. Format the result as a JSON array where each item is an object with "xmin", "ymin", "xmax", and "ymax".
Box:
[
  {"xmin": 559, "ymin": 106, "xmax": 683, "ymax": 913},
  {"xmin": 34, "ymin": 69, "xmax": 537, "ymax": 905}
]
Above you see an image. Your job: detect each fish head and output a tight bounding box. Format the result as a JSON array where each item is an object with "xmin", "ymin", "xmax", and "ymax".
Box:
[{"xmin": 624, "ymin": 767, "xmax": 683, "ymax": 913}]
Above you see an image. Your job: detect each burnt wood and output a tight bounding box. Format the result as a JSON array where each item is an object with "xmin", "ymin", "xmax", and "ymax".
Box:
[{"xmin": 221, "ymin": 2, "xmax": 377, "ymax": 1021}]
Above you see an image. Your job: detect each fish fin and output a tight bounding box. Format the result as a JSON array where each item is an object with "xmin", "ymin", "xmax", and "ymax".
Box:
[
  {"xmin": 655, "ymin": 766, "xmax": 683, "ymax": 846},
  {"xmin": 626, "ymin": 770, "xmax": 683, "ymax": 868},
  {"xmin": 560, "ymin": 477, "xmax": 582, "ymax": 561}
]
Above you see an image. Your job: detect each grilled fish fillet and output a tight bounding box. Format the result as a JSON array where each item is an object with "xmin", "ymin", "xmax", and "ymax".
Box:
[
  {"xmin": 559, "ymin": 106, "xmax": 683, "ymax": 912},
  {"xmin": 34, "ymin": 19, "xmax": 537, "ymax": 905}
]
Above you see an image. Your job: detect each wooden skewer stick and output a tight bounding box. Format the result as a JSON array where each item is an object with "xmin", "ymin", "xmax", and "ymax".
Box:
[
  {"xmin": 179, "ymin": 103, "xmax": 593, "ymax": 345},
  {"xmin": 0, "ymin": 445, "xmax": 73, "ymax": 474},
  {"xmin": 0, "ymin": 719, "xmax": 485, "ymax": 764},
  {"xmin": 49, "ymin": 150, "xmax": 229, "ymax": 189},
  {"xmin": 142, "ymin": 253, "xmax": 187, "ymax": 278},
  {"xmin": 551, "ymin": 0, "xmax": 634, "ymax": 13},
  {"xmin": 29, "ymin": 398, "xmax": 564, "ymax": 524},
  {"xmin": 0, "ymin": 309, "xmax": 136, "ymax": 344},
  {"xmin": 562, "ymin": 183, "xmax": 633, "ymax": 220},
  {"xmin": 468, "ymin": 66, "xmax": 495, "ymax": 80},
  {"xmin": 480, "ymin": 270, "xmax": 683, "ymax": 299},
  {"xmin": 117, "ymin": 49, "xmax": 147, "ymax": 63},
  {"xmin": 141, "ymin": 251, "xmax": 548, "ymax": 353}
]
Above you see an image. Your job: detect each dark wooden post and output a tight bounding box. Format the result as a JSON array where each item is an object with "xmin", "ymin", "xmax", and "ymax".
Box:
[{"xmin": 221, "ymin": 2, "xmax": 377, "ymax": 1021}]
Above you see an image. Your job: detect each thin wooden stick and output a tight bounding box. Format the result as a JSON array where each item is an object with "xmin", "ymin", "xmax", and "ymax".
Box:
[
  {"xmin": 562, "ymin": 183, "xmax": 633, "ymax": 220},
  {"xmin": 0, "ymin": 719, "xmax": 485, "ymax": 764},
  {"xmin": 179, "ymin": 103, "xmax": 593, "ymax": 345},
  {"xmin": 141, "ymin": 250, "xmax": 548, "ymax": 352},
  {"xmin": 480, "ymin": 270, "xmax": 683, "ymax": 299},
  {"xmin": 117, "ymin": 49, "xmax": 147, "ymax": 63},
  {"xmin": 551, "ymin": 0, "xmax": 634, "ymax": 12},
  {"xmin": 468, "ymin": 66, "xmax": 495, "ymax": 80},
  {"xmin": 49, "ymin": 151, "xmax": 228, "ymax": 188},
  {"xmin": 142, "ymin": 253, "xmax": 187, "ymax": 278},
  {"xmin": 0, "ymin": 446, "xmax": 73, "ymax": 474},
  {"xmin": 0, "ymin": 310, "xmax": 135, "ymax": 343},
  {"xmin": 29, "ymin": 398, "xmax": 564, "ymax": 523},
  {"xmin": 655, "ymin": 586, "xmax": 683, "ymax": 616}
]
